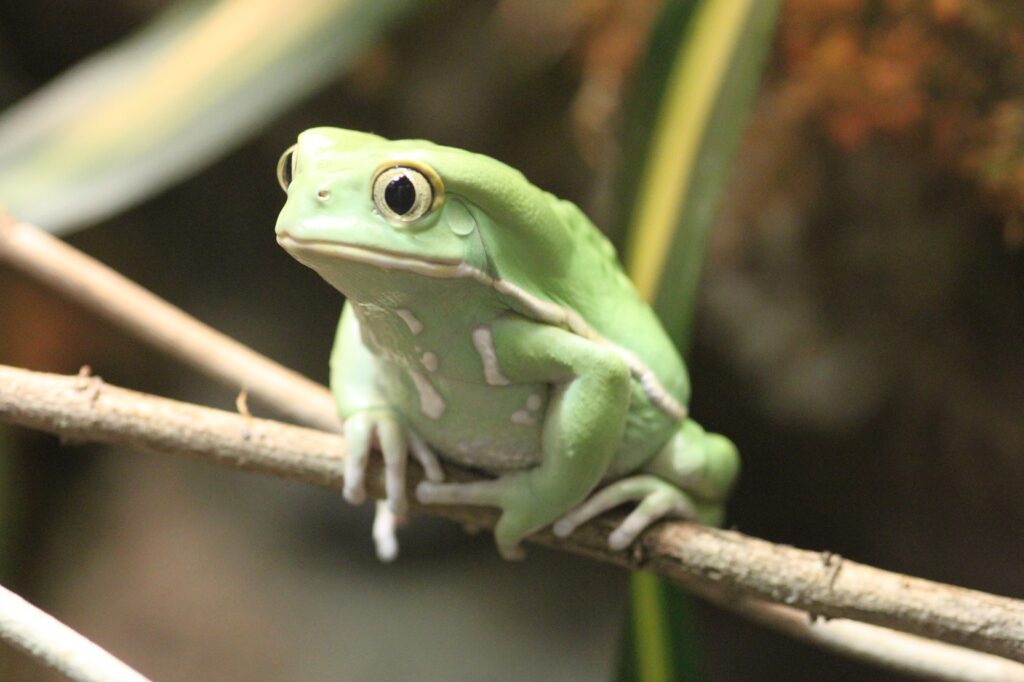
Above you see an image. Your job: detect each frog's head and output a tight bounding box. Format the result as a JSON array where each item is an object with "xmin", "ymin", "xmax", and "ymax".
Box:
[{"xmin": 276, "ymin": 127, "xmax": 571, "ymax": 301}]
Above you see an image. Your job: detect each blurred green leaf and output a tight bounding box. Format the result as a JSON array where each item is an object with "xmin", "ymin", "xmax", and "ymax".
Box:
[
  {"xmin": 618, "ymin": 575, "xmax": 700, "ymax": 682},
  {"xmin": 617, "ymin": 1, "xmax": 780, "ymax": 681},
  {"xmin": 0, "ymin": 0, "xmax": 416, "ymax": 234},
  {"xmin": 621, "ymin": 0, "xmax": 780, "ymax": 347}
]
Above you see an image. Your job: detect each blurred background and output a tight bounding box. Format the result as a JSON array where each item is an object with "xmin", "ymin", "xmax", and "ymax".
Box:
[{"xmin": 0, "ymin": 0, "xmax": 1022, "ymax": 680}]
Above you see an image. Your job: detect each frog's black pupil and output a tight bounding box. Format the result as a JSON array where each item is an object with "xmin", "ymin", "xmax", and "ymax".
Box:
[{"xmin": 384, "ymin": 175, "xmax": 417, "ymax": 215}]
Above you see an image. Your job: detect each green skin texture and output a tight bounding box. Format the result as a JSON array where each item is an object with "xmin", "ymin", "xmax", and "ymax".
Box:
[{"xmin": 276, "ymin": 127, "xmax": 740, "ymax": 559}]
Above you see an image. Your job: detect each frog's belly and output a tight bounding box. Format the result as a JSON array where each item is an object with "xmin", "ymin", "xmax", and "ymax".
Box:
[{"xmin": 378, "ymin": 365, "xmax": 546, "ymax": 472}]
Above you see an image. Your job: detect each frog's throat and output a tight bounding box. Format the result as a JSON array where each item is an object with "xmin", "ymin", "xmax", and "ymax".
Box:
[{"xmin": 279, "ymin": 235, "xmax": 687, "ymax": 421}]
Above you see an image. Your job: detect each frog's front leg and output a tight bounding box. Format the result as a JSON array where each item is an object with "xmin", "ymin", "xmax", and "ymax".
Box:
[
  {"xmin": 416, "ymin": 317, "xmax": 630, "ymax": 559},
  {"xmin": 332, "ymin": 303, "xmax": 443, "ymax": 560}
]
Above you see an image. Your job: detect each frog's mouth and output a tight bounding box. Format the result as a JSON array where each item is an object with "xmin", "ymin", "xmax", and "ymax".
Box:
[{"xmin": 277, "ymin": 234, "xmax": 467, "ymax": 277}]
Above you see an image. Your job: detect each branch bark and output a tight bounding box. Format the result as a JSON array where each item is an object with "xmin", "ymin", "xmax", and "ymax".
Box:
[
  {"xmin": 1, "ymin": 363, "xmax": 1023, "ymax": 679},
  {"xmin": 0, "ymin": 216, "xmax": 339, "ymax": 432},
  {"xmin": 723, "ymin": 597, "xmax": 1024, "ymax": 682},
  {"xmin": 3, "ymin": 216, "xmax": 1023, "ymax": 679}
]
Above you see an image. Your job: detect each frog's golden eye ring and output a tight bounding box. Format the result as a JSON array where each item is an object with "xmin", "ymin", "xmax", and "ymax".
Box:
[
  {"xmin": 277, "ymin": 145, "xmax": 297, "ymax": 192},
  {"xmin": 371, "ymin": 162, "xmax": 443, "ymax": 225}
]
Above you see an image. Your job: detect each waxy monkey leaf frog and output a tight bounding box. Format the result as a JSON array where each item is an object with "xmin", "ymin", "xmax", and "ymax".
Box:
[{"xmin": 276, "ymin": 128, "xmax": 739, "ymax": 560}]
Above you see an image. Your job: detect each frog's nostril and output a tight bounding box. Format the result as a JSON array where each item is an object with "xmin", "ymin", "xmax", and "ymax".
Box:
[{"xmin": 316, "ymin": 189, "xmax": 331, "ymax": 201}]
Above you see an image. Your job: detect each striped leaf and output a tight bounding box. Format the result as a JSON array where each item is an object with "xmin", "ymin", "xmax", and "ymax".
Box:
[
  {"xmin": 616, "ymin": 2, "xmax": 781, "ymax": 681},
  {"xmin": 0, "ymin": 0, "xmax": 415, "ymax": 234}
]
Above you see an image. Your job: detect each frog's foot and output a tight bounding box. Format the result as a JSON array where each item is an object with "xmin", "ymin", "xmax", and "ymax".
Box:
[
  {"xmin": 372, "ymin": 500, "xmax": 401, "ymax": 562},
  {"xmin": 553, "ymin": 420, "xmax": 739, "ymax": 551},
  {"xmin": 407, "ymin": 430, "xmax": 445, "ymax": 484},
  {"xmin": 344, "ymin": 410, "xmax": 401, "ymax": 510},
  {"xmin": 416, "ymin": 476, "xmax": 541, "ymax": 560},
  {"xmin": 344, "ymin": 410, "xmax": 445, "ymax": 517},
  {"xmin": 552, "ymin": 475, "xmax": 716, "ymax": 551},
  {"xmin": 415, "ymin": 479, "xmax": 507, "ymax": 506},
  {"xmin": 349, "ymin": 416, "xmax": 443, "ymax": 561}
]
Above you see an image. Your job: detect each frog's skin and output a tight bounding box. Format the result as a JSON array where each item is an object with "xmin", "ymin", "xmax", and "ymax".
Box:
[{"xmin": 276, "ymin": 127, "xmax": 739, "ymax": 560}]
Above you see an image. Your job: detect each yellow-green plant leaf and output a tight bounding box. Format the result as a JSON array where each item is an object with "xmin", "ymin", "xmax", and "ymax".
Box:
[
  {"xmin": 622, "ymin": 0, "xmax": 780, "ymax": 347},
  {"xmin": 616, "ymin": 2, "xmax": 781, "ymax": 682},
  {"xmin": 0, "ymin": 0, "xmax": 415, "ymax": 234}
]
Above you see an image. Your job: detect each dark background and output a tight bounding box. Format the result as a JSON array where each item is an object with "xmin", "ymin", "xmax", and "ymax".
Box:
[{"xmin": 1, "ymin": 1, "xmax": 1022, "ymax": 680}]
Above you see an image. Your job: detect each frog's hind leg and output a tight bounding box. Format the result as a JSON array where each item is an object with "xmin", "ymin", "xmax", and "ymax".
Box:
[{"xmin": 552, "ymin": 420, "xmax": 739, "ymax": 551}]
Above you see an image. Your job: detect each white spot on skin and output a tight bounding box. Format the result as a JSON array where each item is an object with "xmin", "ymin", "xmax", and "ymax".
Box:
[
  {"xmin": 421, "ymin": 352, "xmax": 438, "ymax": 372},
  {"xmin": 511, "ymin": 393, "xmax": 542, "ymax": 425},
  {"xmin": 471, "ymin": 326, "xmax": 510, "ymax": 386},
  {"xmin": 510, "ymin": 409, "xmax": 535, "ymax": 426},
  {"xmin": 396, "ymin": 309, "xmax": 423, "ymax": 335},
  {"xmin": 449, "ymin": 438, "xmax": 540, "ymax": 468},
  {"xmin": 287, "ymin": 244, "xmax": 684, "ymax": 420},
  {"xmin": 409, "ymin": 371, "xmax": 446, "ymax": 419}
]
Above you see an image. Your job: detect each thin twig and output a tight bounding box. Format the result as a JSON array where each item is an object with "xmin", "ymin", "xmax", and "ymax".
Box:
[
  {"xmin": 0, "ymin": 216, "xmax": 339, "ymax": 432},
  {"xmin": 1, "ymin": 363, "xmax": 1023, "ymax": 679},
  {"xmin": 722, "ymin": 597, "xmax": 1024, "ymax": 682},
  {"xmin": 0, "ymin": 582, "xmax": 151, "ymax": 682}
]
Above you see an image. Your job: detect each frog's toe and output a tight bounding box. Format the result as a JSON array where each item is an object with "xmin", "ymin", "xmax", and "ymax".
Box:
[
  {"xmin": 553, "ymin": 476, "xmax": 667, "ymax": 537},
  {"xmin": 344, "ymin": 411, "xmax": 413, "ymax": 514},
  {"xmin": 377, "ymin": 417, "xmax": 409, "ymax": 516},
  {"xmin": 415, "ymin": 479, "xmax": 506, "ymax": 506},
  {"xmin": 553, "ymin": 475, "xmax": 697, "ymax": 551},
  {"xmin": 372, "ymin": 500, "xmax": 401, "ymax": 562},
  {"xmin": 408, "ymin": 431, "xmax": 444, "ymax": 484},
  {"xmin": 493, "ymin": 510, "xmax": 535, "ymax": 561},
  {"xmin": 419, "ymin": 477, "xmax": 546, "ymax": 560},
  {"xmin": 342, "ymin": 414, "xmax": 374, "ymax": 505},
  {"xmin": 497, "ymin": 541, "xmax": 526, "ymax": 561},
  {"xmin": 607, "ymin": 489, "xmax": 694, "ymax": 551}
]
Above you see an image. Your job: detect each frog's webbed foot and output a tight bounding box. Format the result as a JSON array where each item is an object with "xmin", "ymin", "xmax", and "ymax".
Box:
[
  {"xmin": 415, "ymin": 476, "xmax": 534, "ymax": 561},
  {"xmin": 554, "ymin": 421, "xmax": 739, "ymax": 551},
  {"xmin": 344, "ymin": 410, "xmax": 444, "ymax": 512},
  {"xmin": 552, "ymin": 475, "xmax": 722, "ymax": 551},
  {"xmin": 344, "ymin": 410, "xmax": 444, "ymax": 560}
]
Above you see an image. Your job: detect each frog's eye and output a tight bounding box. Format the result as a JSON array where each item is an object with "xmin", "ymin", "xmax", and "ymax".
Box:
[
  {"xmin": 277, "ymin": 145, "xmax": 297, "ymax": 192},
  {"xmin": 371, "ymin": 164, "xmax": 442, "ymax": 225}
]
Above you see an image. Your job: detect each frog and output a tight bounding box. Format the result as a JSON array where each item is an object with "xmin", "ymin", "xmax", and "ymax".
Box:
[{"xmin": 275, "ymin": 127, "xmax": 740, "ymax": 561}]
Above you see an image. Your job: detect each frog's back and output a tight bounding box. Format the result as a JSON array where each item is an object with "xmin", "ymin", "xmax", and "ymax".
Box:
[{"xmin": 547, "ymin": 195, "xmax": 690, "ymax": 408}]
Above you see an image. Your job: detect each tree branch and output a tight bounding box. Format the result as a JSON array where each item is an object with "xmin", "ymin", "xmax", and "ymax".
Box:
[
  {"xmin": 0, "ymin": 582, "xmax": 151, "ymax": 682},
  {"xmin": 1, "ymin": 363, "xmax": 1023, "ymax": 680},
  {"xmin": 3, "ymin": 216, "xmax": 1023, "ymax": 679},
  {"xmin": 0, "ymin": 216, "xmax": 339, "ymax": 432},
  {"xmin": 722, "ymin": 597, "xmax": 1024, "ymax": 682}
]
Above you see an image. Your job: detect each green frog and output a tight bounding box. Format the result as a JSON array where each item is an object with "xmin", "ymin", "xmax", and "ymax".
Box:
[{"xmin": 275, "ymin": 127, "xmax": 739, "ymax": 560}]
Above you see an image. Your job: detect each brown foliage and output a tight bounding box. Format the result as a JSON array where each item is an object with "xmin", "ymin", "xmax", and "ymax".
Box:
[{"xmin": 778, "ymin": 0, "xmax": 1024, "ymax": 244}]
